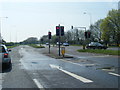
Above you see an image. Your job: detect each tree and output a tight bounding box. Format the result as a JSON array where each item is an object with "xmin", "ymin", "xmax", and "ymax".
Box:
[
  {"xmin": 100, "ymin": 9, "xmax": 120, "ymax": 45},
  {"xmin": 89, "ymin": 19, "xmax": 103, "ymax": 42},
  {"xmin": 22, "ymin": 37, "xmax": 38, "ymax": 44}
]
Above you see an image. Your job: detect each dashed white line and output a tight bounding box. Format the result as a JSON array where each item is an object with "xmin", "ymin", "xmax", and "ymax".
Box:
[
  {"xmin": 109, "ymin": 72, "xmax": 120, "ymax": 77},
  {"xmin": 50, "ymin": 64, "xmax": 93, "ymax": 83},
  {"xmin": 33, "ymin": 79, "xmax": 44, "ymax": 89}
]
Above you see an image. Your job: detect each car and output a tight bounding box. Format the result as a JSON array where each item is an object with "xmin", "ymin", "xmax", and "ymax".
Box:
[
  {"xmin": 46, "ymin": 43, "xmax": 49, "ymax": 45},
  {"xmin": 86, "ymin": 42, "xmax": 108, "ymax": 49},
  {"xmin": 63, "ymin": 43, "xmax": 69, "ymax": 46},
  {"xmin": 0, "ymin": 44, "xmax": 12, "ymax": 67},
  {"xmin": 56, "ymin": 42, "xmax": 62, "ymax": 45}
]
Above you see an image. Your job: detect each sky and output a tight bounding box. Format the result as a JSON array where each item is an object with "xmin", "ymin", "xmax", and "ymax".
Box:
[{"xmin": 0, "ymin": 0, "xmax": 119, "ymax": 42}]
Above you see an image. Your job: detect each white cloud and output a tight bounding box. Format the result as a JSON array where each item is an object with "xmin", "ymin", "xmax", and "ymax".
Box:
[{"xmin": 0, "ymin": 0, "xmax": 119, "ymax": 2}]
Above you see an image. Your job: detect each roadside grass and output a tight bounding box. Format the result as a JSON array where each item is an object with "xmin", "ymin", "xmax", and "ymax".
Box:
[
  {"xmin": 29, "ymin": 44, "xmax": 45, "ymax": 48},
  {"xmin": 77, "ymin": 49, "xmax": 119, "ymax": 56},
  {"xmin": 7, "ymin": 45, "xmax": 18, "ymax": 48},
  {"xmin": 71, "ymin": 44, "xmax": 83, "ymax": 46}
]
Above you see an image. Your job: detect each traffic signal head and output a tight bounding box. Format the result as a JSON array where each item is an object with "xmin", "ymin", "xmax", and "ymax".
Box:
[
  {"xmin": 88, "ymin": 32, "xmax": 91, "ymax": 38},
  {"xmin": 85, "ymin": 32, "xmax": 88, "ymax": 38},
  {"xmin": 48, "ymin": 32, "xmax": 51, "ymax": 39},
  {"xmin": 71, "ymin": 26, "xmax": 73, "ymax": 29},
  {"xmin": 56, "ymin": 26, "xmax": 60, "ymax": 36},
  {"xmin": 61, "ymin": 26, "xmax": 64, "ymax": 36},
  {"xmin": 56, "ymin": 26, "xmax": 64, "ymax": 36}
]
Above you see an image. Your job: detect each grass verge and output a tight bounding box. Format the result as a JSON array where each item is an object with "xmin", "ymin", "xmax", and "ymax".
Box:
[
  {"xmin": 29, "ymin": 44, "xmax": 45, "ymax": 48},
  {"xmin": 71, "ymin": 44, "xmax": 83, "ymax": 46},
  {"xmin": 7, "ymin": 45, "xmax": 18, "ymax": 48},
  {"xmin": 77, "ymin": 49, "xmax": 119, "ymax": 56}
]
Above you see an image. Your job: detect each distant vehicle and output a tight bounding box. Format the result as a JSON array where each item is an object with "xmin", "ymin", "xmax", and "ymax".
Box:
[
  {"xmin": 86, "ymin": 42, "xmax": 108, "ymax": 49},
  {"xmin": 56, "ymin": 42, "xmax": 62, "ymax": 45},
  {"xmin": 46, "ymin": 43, "xmax": 49, "ymax": 45},
  {"xmin": 0, "ymin": 44, "xmax": 12, "ymax": 67},
  {"xmin": 63, "ymin": 43, "xmax": 69, "ymax": 46}
]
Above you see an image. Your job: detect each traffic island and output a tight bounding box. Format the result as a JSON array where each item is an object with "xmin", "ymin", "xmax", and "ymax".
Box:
[{"xmin": 43, "ymin": 52, "xmax": 73, "ymax": 59}]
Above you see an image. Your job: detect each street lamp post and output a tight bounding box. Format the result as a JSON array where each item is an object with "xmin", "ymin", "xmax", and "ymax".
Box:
[
  {"xmin": 0, "ymin": 17, "xmax": 8, "ymax": 43},
  {"xmin": 83, "ymin": 12, "xmax": 92, "ymax": 27}
]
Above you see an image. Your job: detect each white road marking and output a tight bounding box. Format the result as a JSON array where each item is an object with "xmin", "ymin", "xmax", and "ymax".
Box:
[
  {"xmin": 60, "ymin": 59, "xmax": 83, "ymax": 66},
  {"xmin": 60, "ymin": 59, "xmax": 96, "ymax": 67},
  {"xmin": 33, "ymin": 79, "xmax": 44, "ymax": 89},
  {"xmin": 102, "ymin": 69, "xmax": 115, "ymax": 71},
  {"xmin": 66, "ymin": 54, "xmax": 110, "ymax": 59},
  {"xmin": 109, "ymin": 72, "xmax": 120, "ymax": 77},
  {"xmin": 50, "ymin": 64, "xmax": 93, "ymax": 83}
]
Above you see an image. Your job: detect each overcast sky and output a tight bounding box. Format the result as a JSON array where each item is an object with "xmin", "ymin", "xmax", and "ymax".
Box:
[{"xmin": 0, "ymin": 0, "xmax": 119, "ymax": 42}]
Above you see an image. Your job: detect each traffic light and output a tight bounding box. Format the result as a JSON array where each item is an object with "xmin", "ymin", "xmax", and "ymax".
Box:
[
  {"xmin": 41, "ymin": 38, "xmax": 43, "ymax": 41},
  {"xmin": 71, "ymin": 26, "xmax": 73, "ymax": 29},
  {"xmin": 61, "ymin": 26, "xmax": 64, "ymax": 36},
  {"xmin": 85, "ymin": 32, "xmax": 88, "ymax": 38},
  {"xmin": 56, "ymin": 26, "xmax": 64, "ymax": 36},
  {"xmin": 88, "ymin": 32, "xmax": 91, "ymax": 38},
  {"xmin": 48, "ymin": 32, "xmax": 51, "ymax": 39},
  {"xmin": 56, "ymin": 26, "xmax": 60, "ymax": 36}
]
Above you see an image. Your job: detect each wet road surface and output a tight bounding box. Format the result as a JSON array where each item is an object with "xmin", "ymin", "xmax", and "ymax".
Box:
[{"xmin": 1, "ymin": 45, "xmax": 120, "ymax": 89}]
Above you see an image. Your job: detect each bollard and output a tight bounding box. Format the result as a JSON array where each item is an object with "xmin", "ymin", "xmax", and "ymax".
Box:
[{"xmin": 61, "ymin": 47, "xmax": 65, "ymax": 57}]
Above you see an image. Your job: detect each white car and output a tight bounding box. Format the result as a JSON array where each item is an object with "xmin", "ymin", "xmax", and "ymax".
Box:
[
  {"xmin": 0, "ymin": 44, "xmax": 12, "ymax": 67},
  {"xmin": 63, "ymin": 43, "xmax": 69, "ymax": 46},
  {"xmin": 46, "ymin": 43, "xmax": 49, "ymax": 45}
]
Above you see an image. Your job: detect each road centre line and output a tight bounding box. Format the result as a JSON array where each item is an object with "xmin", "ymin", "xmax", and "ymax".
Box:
[
  {"xmin": 50, "ymin": 64, "xmax": 93, "ymax": 83},
  {"xmin": 109, "ymin": 72, "xmax": 120, "ymax": 77},
  {"xmin": 33, "ymin": 79, "xmax": 44, "ymax": 89}
]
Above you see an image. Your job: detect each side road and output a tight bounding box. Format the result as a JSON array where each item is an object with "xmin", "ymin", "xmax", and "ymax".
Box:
[{"xmin": 35, "ymin": 45, "xmax": 119, "ymax": 74}]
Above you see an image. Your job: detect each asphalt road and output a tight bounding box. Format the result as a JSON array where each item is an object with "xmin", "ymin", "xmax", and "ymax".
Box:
[{"xmin": 1, "ymin": 45, "xmax": 120, "ymax": 89}]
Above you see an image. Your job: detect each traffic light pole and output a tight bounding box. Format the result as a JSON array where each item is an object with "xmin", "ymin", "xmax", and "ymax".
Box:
[
  {"xmin": 83, "ymin": 27, "xmax": 86, "ymax": 49},
  {"xmin": 49, "ymin": 39, "xmax": 50, "ymax": 54},
  {"xmin": 48, "ymin": 31, "xmax": 51, "ymax": 54},
  {"xmin": 59, "ymin": 24, "xmax": 61, "ymax": 56}
]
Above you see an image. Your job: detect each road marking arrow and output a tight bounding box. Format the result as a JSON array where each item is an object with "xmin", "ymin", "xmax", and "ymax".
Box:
[
  {"xmin": 109, "ymin": 72, "xmax": 120, "ymax": 77},
  {"xmin": 49, "ymin": 64, "xmax": 93, "ymax": 83}
]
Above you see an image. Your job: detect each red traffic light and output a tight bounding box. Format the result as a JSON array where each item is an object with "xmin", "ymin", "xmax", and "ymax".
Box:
[{"xmin": 56, "ymin": 26, "xmax": 60, "ymax": 29}]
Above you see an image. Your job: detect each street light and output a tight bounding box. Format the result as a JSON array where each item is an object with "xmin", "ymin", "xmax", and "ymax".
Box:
[
  {"xmin": 83, "ymin": 12, "xmax": 92, "ymax": 27},
  {"xmin": 0, "ymin": 17, "xmax": 8, "ymax": 43}
]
